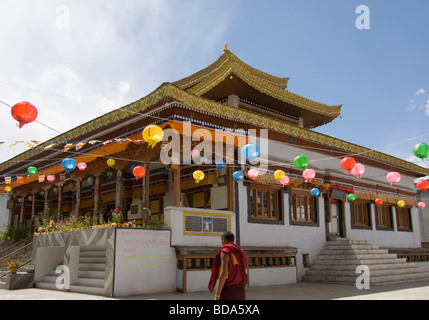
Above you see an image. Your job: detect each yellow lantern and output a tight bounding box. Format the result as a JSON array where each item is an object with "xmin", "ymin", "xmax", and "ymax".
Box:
[
  {"xmin": 107, "ymin": 158, "xmax": 116, "ymax": 167},
  {"xmin": 4, "ymin": 186, "xmax": 12, "ymax": 193},
  {"xmin": 193, "ymin": 170, "xmax": 205, "ymax": 184},
  {"xmin": 142, "ymin": 125, "xmax": 164, "ymax": 148},
  {"xmin": 397, "ymin": 200, "xmax": 405, "ymax": 208},
  {"xmin": 274, "ymin": 170, "xmax": 285, "ymax": 181}
]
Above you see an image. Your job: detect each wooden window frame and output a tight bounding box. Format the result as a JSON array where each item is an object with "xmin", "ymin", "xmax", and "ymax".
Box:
[
  {"xmin": 351, "ymin": 200, "xmax": 371, "ymax": 229},
  {"xmin": 290, "ymin": 188, "xmax": 317, "ymax": 225},
  {"xmin": 375, "ymin": 204, "xmax": 393, "ymax": 230},
  {"xmin": 247, "ymin": 182, "xmax": 284, "ymax": 224},
  {"xmin": 396, "ymin": 206, "xmax": 412, "ymax": 232}
]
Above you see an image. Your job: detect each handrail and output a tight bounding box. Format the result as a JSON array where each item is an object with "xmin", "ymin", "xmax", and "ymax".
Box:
[{"xmin": 0, "ymin": 236, "xmax": 33, "ymax": 257}]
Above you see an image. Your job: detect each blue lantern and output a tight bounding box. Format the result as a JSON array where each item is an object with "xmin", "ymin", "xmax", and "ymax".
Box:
[
  {"xmin": 62, "ymin": 158, "xmax": 77, "ymax": 173},
  {"xmin": 216, "ymin": 160, "xmax": 226, "ymax": 170},
  {"xmin": 233, "ymin": 171, "xmax": 244, "ymax": 182},
  {"xmin": 311, "ymin": 188, "xmax": 320, "ymax": 197},
  {"xmin": 242, "ymin": 143, "xmax": 260, "ymax": 163}
]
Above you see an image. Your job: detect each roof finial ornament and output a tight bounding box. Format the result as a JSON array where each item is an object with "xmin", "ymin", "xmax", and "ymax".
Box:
[{"xmin": 223, "ymin": 42, "xmax": 229, "ymax": 54}]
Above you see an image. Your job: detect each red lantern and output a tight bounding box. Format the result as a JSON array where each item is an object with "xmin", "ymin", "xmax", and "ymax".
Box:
[
  {"xmin": 132, "ymin": 166, "xmax": 146, "ymax": 180},
  {"xmin": 340, "ymin": 157, "xmax": 356, "ymax": 174},
  {"xmin": 11, "ymin": 102, "xmax": 38, "ymax": 128},
  {"xmin": 375, "ymin": 198, "xmax": 383, "ymax": 206},
  {"xmin": 17, "ymin": 177, "xmax": 25, "ymax": 184},
  {"xmin": 417, "ymin": 179, "xmax": 429, "ymax": 192}
]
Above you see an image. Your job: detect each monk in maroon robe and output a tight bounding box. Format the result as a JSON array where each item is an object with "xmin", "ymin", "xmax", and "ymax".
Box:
[{"xmin": 209, "ymin": 231, "xmax": 248, "ymax": 300}]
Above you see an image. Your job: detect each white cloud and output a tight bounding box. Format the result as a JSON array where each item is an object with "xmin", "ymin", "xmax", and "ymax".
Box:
[
  {"xmin": 416, "ymin": 88, "xmax": 426, "ymax": 96},
  {"xmin": 0, "ymin": 0, "xmax": 238, "ymax": 164}
]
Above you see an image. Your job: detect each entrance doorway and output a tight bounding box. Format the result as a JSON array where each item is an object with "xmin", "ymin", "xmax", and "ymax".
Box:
[{"xmin": 328, "ymin": 199, "xmax": 343, "ymax": 237}]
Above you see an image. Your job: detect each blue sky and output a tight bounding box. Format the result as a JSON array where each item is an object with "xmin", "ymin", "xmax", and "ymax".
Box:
[{"xmin": 0, "ymin": 0, "xmax": 428, "ymax": 168}]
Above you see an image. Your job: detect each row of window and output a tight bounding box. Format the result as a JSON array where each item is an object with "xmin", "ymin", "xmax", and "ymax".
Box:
[{"xmin": 248, "ymin": 183, "xmax": 413, "ymax": 231}]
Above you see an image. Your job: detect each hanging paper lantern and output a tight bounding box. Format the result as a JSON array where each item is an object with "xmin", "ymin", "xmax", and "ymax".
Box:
[
  {"xmin": 416, "ymin": 179, "xmax": 429, "ymax": 192},
  {"xmin": 274, "ymin": 170, "xmax": 285, "ymax": 182},
  {"xmin": 78, "ymin": 162, "xmax": 87, "ymax": 171},
  {"xmin": 17, "ymin": 177, "xmax": 25, "ymax": 184},
  {"xmin": 386, "ymin": 172, "xmax": 401, "ymax": 186},
  {"xmin": 107, "ymin": 158, "xmax": 116, "ymax": 167},
  {"xmin": 47, "ymin": 175, "xmax": 55, "ymax": 183},
  {"xmin": 413, "ymin": 143, "xmax": 429, "ymax": 160},
  {"xmin": 375, "ymin": 198, "xmax": 383, "ymax": 206},
  {"xmin": 27, "ymin": 166, "xmax": 38, "ymax": 176},
  {"xmin": 233, "ymin": 171, "xmax": 244, "ymax": 182},
  {"xmin": 132, "ymin": 166, "xmax": 146, "ymax": 180},
  {"xmin": 62, "ymin": 158, "xmax": 77, "ymax": 173},
  {"xmin": 397, "ymin": 200, "xmax": 406, "ymax": 208},
  {"xmin": 68, "ymin": 183, "xmax": 75, "ymax": 190},
  {"xmin": 216, "ymin": 160, "xmax": 226, "ymax": 170},
  {"xmin": 311, "ymin": 188, "xmax": 320, "ymax": 197},
  {"xmin": 347, "ymin": 194, "xmax": 357, "ymax": 202},
  {"xmin": 351, "ymin": 163, "xmax": 365, "ymax": 179},
  {"xmin": 242, "ymin": 143, "xmax": 260, "ymax": 162},
  {"xmin": 302, "ymin": 169, "xmax": 316, "ymax": 182},
  {"xmin": 280, "ymin": 176, "xmax": 290, "ymax": 187},
  {"xmin": 247, "ymin": 169, "xmax": 259, "ymax": 180},
  {"xmin": 293, "ymin": 155, "xmax": 309, "ymax": 171},
  {"xmin": 418, "ymin": 202, "xmax": 426, "ymax": 208},
  {"xmin": 340, "ymin": 157, "xmax": 356, "ymax": 174},
  {"xmin": 191, "ymin": 149, "xmax": 200, "ymax": 158},
  {"xmin": 11, "ymin": 101, "xmax": 38, "ymax": 128},
  {"xmin": 106, "ymin": 171, "xmax": 115, "ymax": 178},
  {"xmin": 142, "ymin": 125, "xmax": 164, "ymax": 148},
  {"xmin": 193, "ymin": 170, "xmax": 205, "ymax": 183},
  {"xmin": 4, "ymin": 186, "xmax": 12, "ymax": 193},
  {"xmin": 87, "ymin": 176, "xmax": 94, "ymax": 185}
]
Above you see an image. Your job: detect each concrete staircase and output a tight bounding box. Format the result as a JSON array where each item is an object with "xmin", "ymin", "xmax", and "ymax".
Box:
[
  {"xmin": 303, "ymin": 239, "xmax": 429, "ymax": 286},
  {"xmin": 35, "ymin": 245, "xmax": 106, "ymax": 295}
]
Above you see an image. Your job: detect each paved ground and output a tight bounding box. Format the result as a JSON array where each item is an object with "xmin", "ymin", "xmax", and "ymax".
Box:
[{"xmin": 2, "ymin": 280, "xmax": 429, "ymax": 300}]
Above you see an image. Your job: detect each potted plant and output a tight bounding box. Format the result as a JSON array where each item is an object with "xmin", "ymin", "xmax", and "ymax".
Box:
[{"xmin": 9, "ymin": 260, "xmax": 20, "ymax": 274}]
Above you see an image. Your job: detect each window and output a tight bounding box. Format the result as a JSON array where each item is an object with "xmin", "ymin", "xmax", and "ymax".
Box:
[
  {"xmin": 184, "ymin": 188, "xmax": 211, "ymax": 209},
  {"xmin": 249, "ymin": 183, "xmax": 281, "ymax": 220},
  {"xmin": 351, "ymin": 200, "xmax": 371, "ymax": 227},
  {"xmin": 375, "ymin": 204, "xmax": 393, "ymax": 229},
  {"xmin": 396, "ymin": 206, "xmax": 412, "ymax": 231},
  {"xmin": 291, "ymin": 189, "xmax": 316, "ymax": 223}
]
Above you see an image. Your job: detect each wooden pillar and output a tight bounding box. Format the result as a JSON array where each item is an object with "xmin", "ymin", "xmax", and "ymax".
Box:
[
  {"xmin": 173, "ymin": 164, "xmax": 181, "ymax": 207},
  {"xmin": 56, "ymin": 183, "xmax": 63, "ymax": 221},
  {"xmin": 93, "ymin": 174, "xmax": 101, "ymax": 223},
  {"xmin": 142, "ymin": 162, "xmax": 150, "ymax": 208},
  {"xmin": 30, "ymin": 192, "xmax": 36, "ymax": 234},
  {"xmin": 43, "ymin": 187, "xmax": 50, "ymax": 217},
  {"xmin": 19, "ymin": 196, "xmax": 25, "ymax": 228},
  {"xmin": 227, "ymin": 165, "xmax": 234, "ymax": 212},
  {"xmin": 115, "ymin": 169, "xmax": 123, "ymax": 212},
  {"xmin": 75, "ymin": 178, "xmax": 82, "ymax": 217}
]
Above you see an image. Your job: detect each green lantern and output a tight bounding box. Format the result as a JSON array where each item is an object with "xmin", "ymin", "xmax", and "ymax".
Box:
[
  {"xmin": 293, "ymin": 155, "xmax": 309, "ymax": 171},
  {"xmin": 413, "ymin": 143, "xmax": 429, "ymax": 160},
  {"xmin": 107, "ymin": 170, "xmax": 115, "ymax": 178},
  {"xmin": 27, "ymin": 166, "xmax": 38, "ymax": 176},
  {"xmin": 347, "ymin": 193, "xmax": 356, "ymax": 202}
]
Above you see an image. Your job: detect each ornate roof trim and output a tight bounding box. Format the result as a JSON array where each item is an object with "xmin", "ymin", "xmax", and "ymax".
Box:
[
  {"xmin": 173, "ymin": 45, "xmax": 289, "ymax": 90},
  {"xmin": 0, "ymin": 83, "xmax": 427, "ymax": 176}
]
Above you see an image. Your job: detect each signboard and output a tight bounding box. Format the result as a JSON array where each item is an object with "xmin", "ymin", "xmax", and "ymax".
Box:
[
  {"xmin": 183, "ymin": 211, "xmax": 230, "ymax": 236},
  {"xmin": 114, "ymin": 228, "xmax": 176, "ymax": 296}
]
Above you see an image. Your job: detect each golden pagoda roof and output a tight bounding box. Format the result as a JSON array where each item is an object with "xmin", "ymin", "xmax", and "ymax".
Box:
[
  {"xmin": 0, "ymin": 82, "xmax": 427, "ymax": 178},
  {"xmin": 173, "ymin": 43, "xmax": 342, "ymax": 128}
]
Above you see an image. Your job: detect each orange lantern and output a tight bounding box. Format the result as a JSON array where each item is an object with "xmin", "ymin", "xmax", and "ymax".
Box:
[
  {"xmin": 417, "ymin": 179, "xmax": 429, "ymax": 192},
  {"xmin": 132, "ymin": 166, "xmax": 146, "ymax": 180},
  {"xmin": 11, "ymin": 101, "xmax": 38, "ymax": 128}
]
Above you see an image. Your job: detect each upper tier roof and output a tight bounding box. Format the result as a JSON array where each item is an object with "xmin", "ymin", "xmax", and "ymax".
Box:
[{"xmin": 173, "ymin": 43, "xmax": 342, "ymax": 129}]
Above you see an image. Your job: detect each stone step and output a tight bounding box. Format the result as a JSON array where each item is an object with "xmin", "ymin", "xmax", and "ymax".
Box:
[
  {"xmin": 313, "ymin": 257, "xmax": 407, "ymax": 265},
  {"xmin": 79, "ymin": 263, "xmax": 106, "ymax": 272},
  {"xmin": 69, "ymin": 284, "xmax": 105, "ymax": 296},
  {"xmin": 78, "ymin": 270, "xmax": 105, "ymax": 279},
  {"xmin": 319, "ymin": 249, "xmax": 389, "ymax": 255},
  {"xmin": 306, "ymin": 266, "xmax": 427, "ymax": 277},
  {"xmin": 79, "ymin": 256, "xmax": 106, "ymax": 264},
  {"xmin": 75, "ymin": 277, "xmax": 104, "ymax": 288},
  {"xmin": 317, "ymin": 253, "xmax": 398, "ymax": 260},
  {"xmin": 310, "ymin": 262, "xmax": 413, "ymax": 271}
]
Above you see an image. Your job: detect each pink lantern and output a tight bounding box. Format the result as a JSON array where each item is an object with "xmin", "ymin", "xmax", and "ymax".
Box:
[
  {"xmin": 247, "ymin": 169, "xmax": 259, "ymax": 180},
  {"xmin": 302, "ymin": 169, "xmax": 316, "ymax": 182},
  {"xmin": 47, "ymin": 175, "xmax": 55, "ymax": 183},
  {"xmin": 351, "ymin": 163, "xmax": 365, "ymax": 179},
  {"xmin": 78, "ymin": 162, "xmax": 87, "ymax": 171},
  {"xmin": 386, "ymin": 171, "xmax": 401, "ymax": 185},
  {"xmin": 191, "ymin": 149, "xmax": 199, "ymax": 158},
  {"xmin": 280, "ymin": 176, "xmax": 290, "ymax": 187},
  {"xmin": 418, "ymin": 202, "xmax": 426, "ymax": 209}
]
